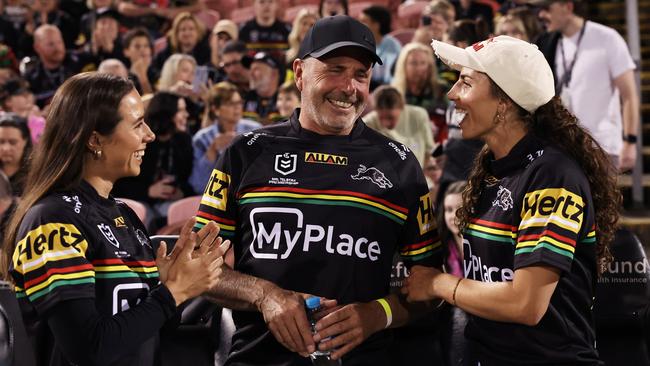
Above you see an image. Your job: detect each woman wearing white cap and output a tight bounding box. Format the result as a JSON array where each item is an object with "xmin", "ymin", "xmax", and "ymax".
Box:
[{"xmin": 403, "ymin": 36, "xmax": 618, "ymax": 365}]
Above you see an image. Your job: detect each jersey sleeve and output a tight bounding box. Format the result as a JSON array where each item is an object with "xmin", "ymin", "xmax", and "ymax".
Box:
[
  {"xmin": 193, "ymin": 140, "xmax": 242, "ymax": 241},
  {"xmin": 397, "ymin": 154, "xmax": 443, "ymax": 269},
  {"xmin": 514, "ymin": 161, "xmax": 592, "ymax": 273},
  {"xmin": 10, "ymin": 204, "xmax": 95, "ymax": 315}
]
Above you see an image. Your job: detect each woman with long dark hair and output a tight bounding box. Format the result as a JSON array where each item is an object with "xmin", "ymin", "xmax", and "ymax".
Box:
[
  {"xmin": 0, "ymin": 113, "xmax": 32, "ymax": 196},
  {"xmin": 404, "ymin": 36, "xmax": 619, "ymax": 365},
  {"xmin": 2, "ymin": 73, "xmax": 227, "ymax": 365}
]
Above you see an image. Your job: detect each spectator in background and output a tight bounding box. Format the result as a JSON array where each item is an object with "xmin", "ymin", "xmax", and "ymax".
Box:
[
  {"xmin": 189, "ymin": 82, "xmax": 261, "ymax": 194},
  {"xmin": 1, "ymin": 0, "xmax": 28, "ymax": 56},
  {"xmin": 284, "ymin": 8, "xmax": 319, "ymax": 78},
  {"xmin": 242, "ymin": 52, "xmax": 283, "ymax": 124},
  {"xmin": 123, "ymin": 27, "xmax": 156, "ymax": 95},
  {"xmin": 0, "ymin": 79, "xmax": 45, "ymax": 143},
  {"xmin": 275, "ymin": 81, "xmax": 300, "ymax": 119},
  {"xmin": 0, "ymin": 44, "xmax": 18, "ymax": 73},
  {"xmin": 534, "ymin": 0, "xmax": 640, "ymax": 171},
  {"xmin": 239, "ymin": 0, "xmax": 291, "ymax": 61},
  {"xmin": 318, "ymin": 0, "xmax": 348, "ymax": 17},
  {"xmin": 117, "ymin": 0, "xmax": 204, "ymax": 36},
  {"xmin": 0, "ymin": 171, "xmax": 15, "ymax": 244},
  {"xmin": 157, "ymin": 53, "xmax": 203, "ymax": 133},
  {"xmin": 0, "ymin": 113, "xmax": 31, "ymax": 196},
  {"xmin": 113, "ymin": 91, "xmax": 194, "ymax": 228},
  {"xmin": 78, "ymin": 0, "xmax": 116, "ymax": 45},
  {"xmin": 153, "ymin": 12, "xmax": 210, "ymax": 72},
  {"xmin": 220, "ymin": 41, "xmax": 251, "ymax": 95},
  {"xmin": 25, "ymin": 24, "xmax": 94, "ymax": 108},
  {"xmin": 498, "ymin": 0, "xmax": 530, "ymax": 15},
  {"xmin": 97, "ymin": 58, "xmax": 129, "ymax": 78},
  {"xmin": 495, "ymin": 13, "xmax": 529, "ymax": 41},
  {"xmin": 452, "ymin": 0, "xmax": 494, "ymax": 32},
  {"xmin": 414, "ymin": 0, "xmax": 455, "ymax": 44},
  {"xmin": 391, "ymin": 42, "xmax": 448, "ymax": 141},
  {"xmin": 29, "ymin": 0, "xmax": 79, "ymax": 49},
  {"xmin": 508, "ymin": 6, "xmax": 544, "ymax": 42},
  {"xmin": 363, "ymin": 85, "xmax": 434, "ymax": 168},
  {"xmin": 84, "ymin": 8, "xmax": 124, "ymax": 64},
  {"xmin": 423, "ymin": 152, "xmax": 443, "ymax": 198},
  {"xmin": 448, "ymin": 18, "xmax": 491, "ymax": 48},
  {"xmin": 360, "ymin": 5, "xmax": 401, "ymax": 90},
  {"xmin": 208, "ymin": 20, "xmax": 239, "ymax": 83}
]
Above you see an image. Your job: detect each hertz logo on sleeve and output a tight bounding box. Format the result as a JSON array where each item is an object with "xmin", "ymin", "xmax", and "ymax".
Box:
[
  {"xmin": 202, "ymin": 169, "xmax": 230, "ymax": 211},
  {"xmin": 13, "ymin": 223, "xmax": 88, "ymax": 270},
  {"xmin": 304, "ymin": 152, "xmax": 348, "ymax": 166},
  {"xmin": 417, "ymin": 194, "xmax": 436, "ymax": 235},
  {"xmin": 520, "ymin": 188, "xmax": 584, "ymax": 233}
]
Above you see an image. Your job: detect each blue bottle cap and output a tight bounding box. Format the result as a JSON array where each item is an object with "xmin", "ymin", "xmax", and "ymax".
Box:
[{"xmin": 305, "ymin": 296, "xmax": 321, "ymax": 310}]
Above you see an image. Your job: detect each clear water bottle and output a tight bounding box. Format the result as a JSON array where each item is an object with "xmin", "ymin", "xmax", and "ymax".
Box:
[{"xmin": 305, "ymin": 296, "xmax": 342, "ymax": 366}]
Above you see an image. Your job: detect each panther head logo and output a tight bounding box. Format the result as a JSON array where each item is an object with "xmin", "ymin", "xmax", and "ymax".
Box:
[{"xmin": 492, "ymin": 185, "xmax": 513, "ymax": 211}]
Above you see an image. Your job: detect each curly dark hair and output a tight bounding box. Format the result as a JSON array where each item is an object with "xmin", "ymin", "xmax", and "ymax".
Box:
[{"xmin": 456, "ymin": 81, "xmax": 620, "ymax": 273}]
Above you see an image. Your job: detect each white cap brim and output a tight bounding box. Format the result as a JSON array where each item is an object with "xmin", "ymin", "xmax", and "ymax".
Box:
[{"xmin": 431, "ymin": 39, "xmax": 486, "ymax": 73}]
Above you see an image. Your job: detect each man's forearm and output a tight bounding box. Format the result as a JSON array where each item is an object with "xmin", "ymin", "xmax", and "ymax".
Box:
[{"xmin": 204, "ymin": 265, "xmax": 275, "ymax": 311}]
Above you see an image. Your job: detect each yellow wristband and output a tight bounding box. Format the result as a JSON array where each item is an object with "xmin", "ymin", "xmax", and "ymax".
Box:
[{"xmin": 375, "ymin": 298, "xmax": 392, "ymax": 328}]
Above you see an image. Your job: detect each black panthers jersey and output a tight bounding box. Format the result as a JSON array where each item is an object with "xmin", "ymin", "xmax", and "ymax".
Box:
[
  {"xmin": 463, "ymin": 134, "xmax": 601, "ymax": 365},
  {"xmin": 10, "ymin": 181, "xmax": 161, "ymax": 365},
  {"xmin": 195, "ymin": 110, "xmax": 442, "ymax": 366}
]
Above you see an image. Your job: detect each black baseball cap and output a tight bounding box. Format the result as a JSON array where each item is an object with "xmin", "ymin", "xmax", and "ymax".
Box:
[
  {"xmin": 95, "ymin": 8, "xmax": 121, "ymax": 22},
  {"xmin": 298, "ymin": 15, "xmax": 382, "ymax": 65},
  {"xmin": 242, "ymin": 52, "xmax": 282, "ymax": 71}
]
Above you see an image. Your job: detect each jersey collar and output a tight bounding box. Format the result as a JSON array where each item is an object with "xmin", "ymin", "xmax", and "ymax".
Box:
[
  {"xmin": 489, "ymin": 133, "xmax": 545, "ymax": 178},
  {"xmin": 288, "ymin": 108, "xmax": 366, "ymax": 141}
]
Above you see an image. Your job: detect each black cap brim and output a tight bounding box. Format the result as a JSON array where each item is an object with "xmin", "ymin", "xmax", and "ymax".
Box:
[{"xmin": 308, "ymin": 41, "xmax": 383, "ymax": 65}]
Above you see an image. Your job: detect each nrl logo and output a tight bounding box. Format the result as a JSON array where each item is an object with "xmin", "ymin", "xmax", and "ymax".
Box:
[
  {"xmin": 98, "ymin": 223, "xmax": 120, "ymax": 248},
  {"xmin": 274, "ymin": 153, "xmax": 297, "ymax": 176},
  {"xmin": 492, "ymin": 185, "xmax": 513, "ymax": 211},
  {"xmin": 351, "ymin": 164, "xmax": 393, "ymax": 189}
]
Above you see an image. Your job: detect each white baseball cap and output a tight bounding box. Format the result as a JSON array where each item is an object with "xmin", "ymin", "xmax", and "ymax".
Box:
[{"xmin": 431, "ymin": 36, "xmax": 555, "ymax": 113}]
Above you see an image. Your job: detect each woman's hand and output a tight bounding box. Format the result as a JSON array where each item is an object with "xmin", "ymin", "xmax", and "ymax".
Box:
[
  {"xmin": 402, "ymin": 265, "xmax": 443, "ymax": 302},
  {"xmin": 158, "ymin": 219, "xmax": 230, "ymax": 306},
  {"xmin": 148, "ymin": 177, "xmax": 177, "ymax": 199}
]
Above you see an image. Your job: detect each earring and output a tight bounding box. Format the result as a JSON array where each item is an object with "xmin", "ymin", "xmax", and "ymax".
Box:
[{"xmin": 93, "ymin": 150, "xmax": 103, "ymax": 160}]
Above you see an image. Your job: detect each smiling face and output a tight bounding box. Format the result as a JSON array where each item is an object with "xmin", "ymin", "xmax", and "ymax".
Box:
[
  {"xmin": 98, "ymin": 90, "xmax": 155, "ymax": 180},
  {"xmin": 295, "ymin": 48, "xmax": 372, "ymax": 135},
  {"xmin": 447, "ymin": 67, "xmax": 500, "ymax": 140}
]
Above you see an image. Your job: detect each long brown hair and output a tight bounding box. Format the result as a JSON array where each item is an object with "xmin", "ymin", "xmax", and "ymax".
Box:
[
  {"xmin": 1, "ymin": 73, "xmax": 134, "ymax": 279},
  {"xmin": 457, "ymin": 82, "xmax": 619, "ymax": 273}
]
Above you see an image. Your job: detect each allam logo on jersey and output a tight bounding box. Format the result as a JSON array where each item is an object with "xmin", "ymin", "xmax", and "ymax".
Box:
[
  {"xmin": 463, "ymin": 239, "xmax": 514, "ymax": 282},
  {"xmin": 305, "ymin": 152, "xmax": 348, "ymax": 166},
  {"xmin": 351, "ymin": 164, "xmax": 393, "ymax": 189},
  {"xmin": 114, "ymin": 216, "xmax": 126, "ymax": 228},
  {"xmin": 417, "ymin": 193, "xmax": 435, "ymax": 235},
  {"xmin": 98, "ymin": 223, "xmax": 120, "ymax": 248},
  {"xmin": 203, "ymin": 169, "xmax": 230, "ymax": 211},
  {"xmin": 249, "ymin": 207, "xmax": 381, "ymax": 261},
  {"xmin": 14, "ymin": 223, "xmax": 88, "ymax": 268},
  {"xmin": 274, "ymin": 153, "xmax": 297, "ymax": 176},
  {"xmin": 520, "ymin": 188, "xmax": 584, "ymax": 233},
  {"xmin": 492, "ymin": 186, "xmax": 513, "ymax": 211}
]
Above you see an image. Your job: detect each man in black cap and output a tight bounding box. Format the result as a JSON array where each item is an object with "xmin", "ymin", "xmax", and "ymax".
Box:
[
  {"xmin": 195, "ymin": 15, "xmax": 442, "ymax": 365},
  {"xmin": 242, "ymin": 51, "xmax": 283, "ymax": 124}
]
